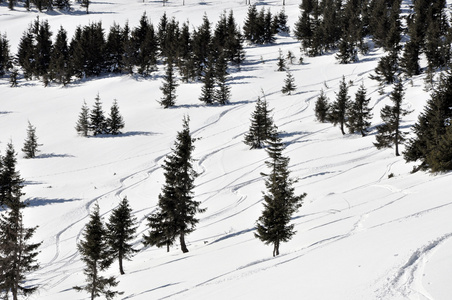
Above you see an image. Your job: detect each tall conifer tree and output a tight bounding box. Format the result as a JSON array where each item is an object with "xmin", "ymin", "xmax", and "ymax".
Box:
[
  {"xmin": 244, "ymin": 97, "xmax": 275, "ymax": 149},
  {"xmin": 255, "ymin": 128, "xmax": 306, "ymax": 257},
  {"xmin": 22, "ymin": 121, "xmax": 39, "ymax": 158},
  {"xmin": 144, "ymin": 116, "xmax": 204, "ymax": 253},
  {"xmin": 106, "ymin": 197, "xmax": 138, "ymax": 275},
  {"xmin": 159, "ymin": 57, "xmax": 178, "ymax": 108},
  {"xmin": 374, "ymin": 80, "xmax": 411, "ymax": 156},
  {"xmin": 329, "ymin": 76, "xmax": 351, "ymax": 135},
  {"xmin": 74, "ymin": 204, "xmax": 121, "ymax": 299},
  {"xmin": 347, "ymin": 83, "xmax": 373, "ymax": 136}
]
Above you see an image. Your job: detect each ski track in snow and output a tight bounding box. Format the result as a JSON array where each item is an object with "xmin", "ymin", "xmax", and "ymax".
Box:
[{"xmin": 377, "ymin": 233, "xmax": 452, "ymax": 300}]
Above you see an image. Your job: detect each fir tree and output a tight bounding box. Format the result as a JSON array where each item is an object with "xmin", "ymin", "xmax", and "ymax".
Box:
[
  {"xmin": 276, "ymin": 48, "xmax": 286, "ymax": 72},
  {"xmin": 315, "ymin": 89, "xmax": 330, "ymax": 123},
  {"xmin": 49, "ymin": 26, "xmax": 71, "ymax": 85},
  {"xmin": 255, "ymin": 128, "xmax": 306, "ymax": 257},
  {"xmin": 404, "ymin": 72, "xmax": 452, "ymax": 171},
  {"xmin": 81, "ymin": 0, "xmax": 89, "ymax": 14},
  {"xmin": 34, "ymin": 19, "xmax": 53, "ymax": 79},
  {"xmin": 10, "ymin": 68, "xmax": 18, "ymax": 87},
  {"xmin": 0, "ymin": 142, "xmax": 41, "ymax": 300},
  {"xmin": 347, "ymin": 83, "xmax": 373, "ymax": 136},
  {"xmin": 106, "ymin": 197, "xmax": 138, "ymax": 275},
  {"xmin": 21, "ymin": 121, "xmax": 39, "ymax": 159},
  {"xmin": 17, "ymin": 29, "xmax": 35, "ymax": 80},
  {"xmin": 107, "ymin": 100, "xmax": 125, "ymax": 135},
  {"xmin": 159, "ymin": 57, "xmax": 178, "ymax": 108},
  {"xmin": 74, "ymin": 204, "xmax": 121, "ymax": 299},
  {"xmin": 244, "ymin": 96, "xmax": 275, "ymax": 149},
  {"xmin": 329, "ymin": 76, "xmax": 351, "ymax": 135},
  {"xmin": 76, "ymin": 101, "xmax": 90, "ymax": 137},
  {"xmin": 374, "ymin": 79, "xmax": 411, "ymax": 156},
  {"xmin": 0, "ymin": 142, "xmax": 24, "ymax": 209},
  {"xmin": 243, "ymin": 4, "xmax": 259, "ymax": 43},
  {"xmin": 144, "ymin": 116, "xmax": 204, "ymax": 253},
  {"xmin": 370, "ymin": 51, "xmax": 399, "ymax": 85},
  {"xmin": 281, "ymin": 70, "xmax": 296, "ymax": 95},
  {"xmin": 0, "ymin": 205, "xmax": 41, "ymax": 300},
  {"xmin": 199, "ymin": 56, "xmax": 215, "ymax": 105},
  {"xmin": 89, "ymin": 95, "xmax": 107, "ymax": 136},
  {"xmin": 0, "ymin": 33, "xmax": 11, "ymax": 77},
  {"xmin": 213, "ymin": 53, "xmax": 231, "ymax": 105}
]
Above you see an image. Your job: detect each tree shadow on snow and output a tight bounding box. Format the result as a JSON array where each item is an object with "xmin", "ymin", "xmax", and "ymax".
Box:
[
  {"xmin": 26, "ymin": 197, "xmax": 81, "ymax": 207},
  {"xmin": 36, "ymin": 153, "xmax": 75, "ymax": 159}
]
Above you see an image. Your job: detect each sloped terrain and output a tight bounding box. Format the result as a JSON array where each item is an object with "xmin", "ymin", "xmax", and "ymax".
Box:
[{"xmin": 1, "ymin": 0, "xmax": 452, "ymax": 299}]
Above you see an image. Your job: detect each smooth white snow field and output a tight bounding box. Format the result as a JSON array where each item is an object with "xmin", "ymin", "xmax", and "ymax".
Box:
[{"xmin": 1, "ymin": 0, "xmax": 452, "ymax": 299}]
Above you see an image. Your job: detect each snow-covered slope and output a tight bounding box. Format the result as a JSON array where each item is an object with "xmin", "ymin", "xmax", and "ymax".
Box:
[{"xmin": 1, "ymin": 0, "xmax": 452, "ymax": 299}]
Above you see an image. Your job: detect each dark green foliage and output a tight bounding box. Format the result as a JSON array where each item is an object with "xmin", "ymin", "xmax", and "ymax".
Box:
[
  {"xmin": 315, "ymin": 89, "xmax": 330, "ymax": 123},
  {"xmin": 107, "ymin": 100, "xmax": 125, "ymax": 135},
  {"xmin": 74, "ymin": 204, "xmax": 121, "ymax": 299},
  {"xmin": 199, "ymin": 56, "xmax": 215, "ymax": 105},
  {"xmin": 10, "ymin": 68, "xmax": 18, "ymax": 87},
  {"xmin": 281, "ymin": 71, "xmax": 296, "ymax": 95},
  {"xmin": 34, "ymin": 19, "xmax": 53, "ymax": 78},
  {"xmin": 192, "ymin": 14, "xmax": 212, "ymax": 78},
  {"xmin": 133, "ymin": 14, "xmax": 158, "ymax": 76},
  {"xmin": 0, "ymin": 142, "xmax": 41, "ymax": 300},
  {"xmin": 76, "ymin": 101, "xmax": 90, "ymax": 137},
  {"xmin": 89, "ymin": 94, "xmax": 107, "ymax": 136},
  {"xmin": 347, "ymin": 83, "xmax": 372, "ymax": 136},
  {"xmin": 0, "ymin": 142, "xmax": 24, "ymax": 209},
  {"xmin": 49, "ymin": 26, "xmax": 71, "ymax": 85},
  {"xmin": 275, "ymin": 9, "xmax": 290, "ymax": 34},
  {"xmin": 335, "ymin": 38, "xmax": 357, "ymax": 64},
  {"xmin": 404, "ymin": 72, "xmax": 452, "ymax": 172},
  {"xmin": 277, "ymin": 48, "xmax": 286, "ymax": 72},
  {"xmin": 105, "ymin": 23, "xmax": 124, "ymax": 73},
  {"xmin": 17, "ymin": 28, "xmax": 35, "ymax": 80},
  {"xmin": 255, "ymin": 129, "xmax": 306, "ymax": 257},
  {"xmin": 244, "ymin": 97, "xmax": 275, "ymax": 149},
  {"xmin": 329, "ymin": 76, "xmax": 351, "ymax": 135},
  {"xmin": 159, "ymin": 58, "xmax": 178, "ymax": 108},
  {"xmin": 69, "ymin": 23, "xmax": 105, "ymax": 78},
  {"xmin": 144, "ymin": 116, "xmax": 204, "ymax": 253},
  {"xmin": 374, "ymin": 80, "xmax": 411, "ymax": 156},
  {"xmin": 54, "ymin": 0, "xmax": 70, "ymax": 10},
  {"xmin": 0, "ymin": 33, "xmax": 11, "ymax": 76},
  {"xmin": 106, "ymin": 197, "xmax": 138, "ymax": 275},
  {"xmin": 22, "ymin": 121, "xmax": 39, "ymax": 159},
  {"xmin": 213, "ymin": 53, "xmax": 231, "ymax": 105},
  {"xmin": 243, "ymin": 5, "xmax": 276, "ymax": 45},
  {"xmin": 371, "ymin": 52, "xmax": 399, "ymax": 85}
]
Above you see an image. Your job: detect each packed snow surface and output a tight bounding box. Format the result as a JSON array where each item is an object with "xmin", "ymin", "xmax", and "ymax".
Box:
[{"xmin": 1, "ymin": 0, "xmax": 452, "ymax": 299}]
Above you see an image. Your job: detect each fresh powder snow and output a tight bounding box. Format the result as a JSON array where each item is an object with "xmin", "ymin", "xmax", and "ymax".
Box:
[{"xmin": 1, "ymin": 0, "xmax": 452, "ymax": 299}]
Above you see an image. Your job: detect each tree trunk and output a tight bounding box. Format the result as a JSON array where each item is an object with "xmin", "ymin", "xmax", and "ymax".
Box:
[
  {"xmin": 91, "ymin": 261, "xmax": 97, "ymax": 300},
  {"xmin": 340, "ymin": 121, "xmax": 345, "ymax": 135},
  {"xmin": 119, "ymin": 252, "xmax": 124, "ymax": 275},
  {"xmin": 166, "ymin": 242, "xmax": 170, "ymax": 252},
  {"xmin": 273, "ymin": 240, "xmax": 280, "ymax": 257},
  {"xmin": 180, "ymin": 233, "xmax": 189, "ymax": 253}
]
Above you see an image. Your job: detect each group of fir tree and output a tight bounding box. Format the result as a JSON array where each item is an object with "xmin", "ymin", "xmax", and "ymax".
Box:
[
  {"xmin": 75, "ymin": 196, "xmax": 138, "ymax": 299},
  {"xmin": 0, "ymin": 142, "xmax": 41, "ymax": 300},
  {"xmin": 404, "ymin": 71, "xmax": 452, "ymax": 172},
  {"xmin": 76, "ymin": 95, "xmax": 125, "ymax": 136},
  {"xmin": 315, "ymin": 76, "xmax": 373, "ymax": 137},
  {"xmin": 243, "ymin": 5, "xmax": 289, "ymax": 45},
  {"xmin": 2, "ymin": 10, "xmax": 245, "ymax": 89}
]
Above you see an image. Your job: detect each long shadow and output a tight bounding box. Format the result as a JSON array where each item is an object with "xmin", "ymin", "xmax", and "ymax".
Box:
[
  {"xmin": 122, "ymin": 283, "xmax": 181, "ymax": 299},
  {"xmin": 36, "ymin": 153, "xmax": 75, "ymax": 159},
  {"xmin": 88, "ymin": 131, "xmax": 158, "ymax": 138},
  {"xmin": 26, "ymin": 197, "xmax": 81, "ymax": 207},
  {"xmin": 209, "ymin": 227, "xmax": 255, "ymax": 245}
]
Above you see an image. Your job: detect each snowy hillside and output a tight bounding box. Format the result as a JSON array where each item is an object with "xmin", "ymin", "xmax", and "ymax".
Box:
[{"xmin": 1, "ymin": 0, "xmax": 452, "ymax": 299}]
